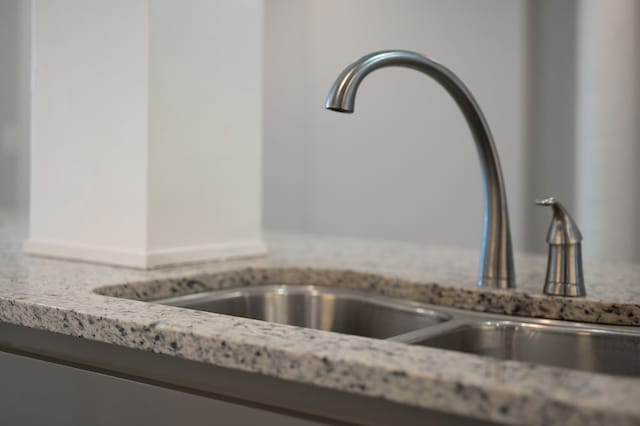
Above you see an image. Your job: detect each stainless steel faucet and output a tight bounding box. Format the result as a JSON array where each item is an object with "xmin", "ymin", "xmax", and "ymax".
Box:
[{"xmin": 325, "ymin": 50, "xmax": 515, "ymax": 289}]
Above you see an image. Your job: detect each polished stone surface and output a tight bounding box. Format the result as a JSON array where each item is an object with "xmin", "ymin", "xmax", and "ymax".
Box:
[{"xmin": 1, "ymin": 232, "xmax": 639, "ymax": 425}]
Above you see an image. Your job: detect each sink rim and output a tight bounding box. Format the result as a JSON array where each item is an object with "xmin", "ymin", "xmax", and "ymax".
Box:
[
  {"xmin": 155, "ymin": 284, "xmax": 453, "ymax": 341},
  {"xmin": 405, "ymin": 310, "xmax": 640, "ymax": 377},
  {"xmin": 155, "ymin": 283, "xmax": 640, "ymax": 338},
  {"xmin": 411, "ymin": 319, "xmax": 640, "ymax": 345},
  {"xmin": 153, "ymin": 282, "xmax": 640, "ymax": 377},
  {"xmin": 156, "ymin": 284, "xmax": 452, "ymax": 319},
  {"xmin": 400, "ymin": 306, "xmax": 640, "ymax": 345}
]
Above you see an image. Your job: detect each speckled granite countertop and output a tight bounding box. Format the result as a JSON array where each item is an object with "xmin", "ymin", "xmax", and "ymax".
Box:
[{"xmin": 1, "ymin": 232, "xmax": 639, "ymax": 425}]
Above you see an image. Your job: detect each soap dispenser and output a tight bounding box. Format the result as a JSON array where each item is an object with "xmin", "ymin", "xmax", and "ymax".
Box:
[{"xmin": 536, "ymin": 197, "xmax": 586, "ymax": 297}]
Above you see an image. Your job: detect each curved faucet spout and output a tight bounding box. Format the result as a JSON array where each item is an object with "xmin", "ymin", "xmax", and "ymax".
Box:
[{"xmin": 325, "ymin": 50, "xmax": 515, "ymax": 289}]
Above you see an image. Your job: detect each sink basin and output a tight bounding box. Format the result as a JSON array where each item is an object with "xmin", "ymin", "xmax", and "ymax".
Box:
[
  {"xmin": 412, "ymin": 320, "xmax": 640, "ymax": 377},
  {"xmin": 156, "ymin": 285, "xmax": 450, "ymax": 340},
  {"xmin": 149, "ymin": 278, "xmax": 640, "ymax": 376}
]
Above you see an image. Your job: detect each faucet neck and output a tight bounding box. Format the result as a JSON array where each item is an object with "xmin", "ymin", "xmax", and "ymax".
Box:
[{"xmin": 326, "ymin": 50, "xmax": 515, "ymax": 288}]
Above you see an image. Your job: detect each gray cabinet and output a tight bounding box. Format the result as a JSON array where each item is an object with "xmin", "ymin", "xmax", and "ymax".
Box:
[
  {"xmin": 0, "ymin": 323, "xmax": 493, "ymax": 426},
  {"xmin": 0, "ymin": 350, "xmax": 325, "ymax": 426}
]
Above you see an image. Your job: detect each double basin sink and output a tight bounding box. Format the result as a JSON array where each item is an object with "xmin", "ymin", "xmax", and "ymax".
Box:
[{"xmin": 156, "ymin": 285, "xmax": 640, "ymax": 377}]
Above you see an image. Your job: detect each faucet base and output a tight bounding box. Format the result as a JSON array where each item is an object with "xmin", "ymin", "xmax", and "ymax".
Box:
[
  {"xmin": 544, "ymin": 282, "xmax": 586, "ymax": 297},
  {"xmin": 478, "ymin": 277, "xmax": 515, "ymax": 289}
]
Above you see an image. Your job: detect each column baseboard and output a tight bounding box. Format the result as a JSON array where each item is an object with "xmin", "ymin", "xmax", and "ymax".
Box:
[{"xmin": 23, "ymin": 239, "xmax": 267, "ymax": 269}]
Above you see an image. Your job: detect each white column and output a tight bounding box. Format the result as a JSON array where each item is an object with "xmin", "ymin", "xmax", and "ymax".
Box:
[
  {"xmin": 575, "ymin": 0, "xmax": 640, "ymax": 262},
  {"xmin": 25, "ymin": 0, "xmax": 265, "ymax": 268}
]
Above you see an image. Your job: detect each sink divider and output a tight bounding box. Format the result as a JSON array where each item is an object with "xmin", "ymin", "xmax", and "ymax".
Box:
[{"xmin": 388, "ymin": 318, "xmax": 470, "ymax": 344}]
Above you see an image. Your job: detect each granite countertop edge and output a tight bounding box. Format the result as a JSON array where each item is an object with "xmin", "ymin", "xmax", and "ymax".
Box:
[{"xmin": 0, "ymin": 231, "xmax": 639, "ymax": 426}]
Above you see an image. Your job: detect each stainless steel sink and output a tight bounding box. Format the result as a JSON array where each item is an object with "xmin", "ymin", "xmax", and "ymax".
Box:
[
  {"xmin": 155, "ymin": 284, "xmax": 640, "ymax": 376},
  {"xmin": 406, "ymin": 311, "xmax": 640, "ymax": 377},
  {"xmin": 156, "ymin": 285, "xmax": 450, "ymax": 340},
  {"xmin": 412, "ymin": 321, "xmax": 640, "ymax": 376}
]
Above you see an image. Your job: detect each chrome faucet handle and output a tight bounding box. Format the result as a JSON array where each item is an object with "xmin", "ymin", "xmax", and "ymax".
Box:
[{"xmin": 536, "ymin": 197, "xmax": 586, "ymax": 297}]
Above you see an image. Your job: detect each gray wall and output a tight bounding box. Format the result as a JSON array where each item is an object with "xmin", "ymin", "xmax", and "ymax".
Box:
[
  {"xmin": 0, "ymin": 350, "xmax": 326, "ymax": 426},
  {"xmin": 0, "ymin": 0, "xmax": 30, "ymax": 242},
  {"xmin": 524, "ymin": 0, "xmax": 578, "ymax": 253},
  {"xmin": 264, "ymin": 0, "xmax": 531, "ymax": 251}
]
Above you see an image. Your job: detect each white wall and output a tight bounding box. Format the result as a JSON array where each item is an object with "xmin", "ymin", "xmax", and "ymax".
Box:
[
  {"xmin": 148, "ymin": 0, "xmax": 263, "ymax": 253},
  {"xmin": 264, "ymin": 0, "xmax": 529, "ymax": 251},
  {"xmin": 28, "ymin": 0, "xmax": 150, "ymax": 258},
  {"xmin": 25, "ymin": 0, "xmax": 264, "ymax": 267}
]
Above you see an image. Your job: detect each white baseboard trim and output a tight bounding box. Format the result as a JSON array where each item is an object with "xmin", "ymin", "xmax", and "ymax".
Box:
[
  {"xmin": 23, "ymin": 239, "xmax": 268, "ymax": 269},
  {"xmin": 145, "ymin": 240, "xmax": 268, "ymax": 268}
]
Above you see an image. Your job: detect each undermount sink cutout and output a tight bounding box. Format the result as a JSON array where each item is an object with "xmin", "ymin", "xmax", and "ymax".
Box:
[
  {"xmin": 94, "ymin": 267, "xmax": 640, "ymax": 375},
  {"xmin": 156, "ymin": 285, "xmax": 450, "ymax": 340}
]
